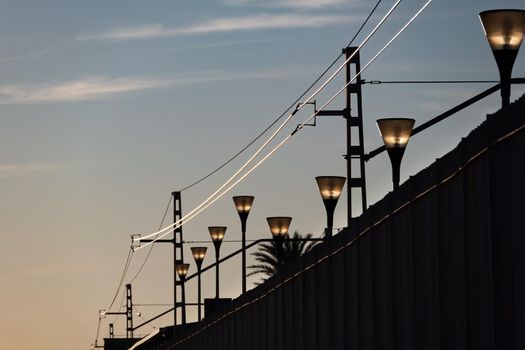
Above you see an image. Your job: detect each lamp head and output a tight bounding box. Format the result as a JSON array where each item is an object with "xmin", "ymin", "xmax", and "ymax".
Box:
[
  {"xmin": 376, "ymin": 118, "xmax": 415, "ymax": 149},
  {"xmin": 315, "ymin": 176, "xmax": 346, "ymax": 201},
  {"xmin": 191, "ymin": 246, "xmax": 207, "ymax": 267},
  {"xmin": 480, "ymin": 9, "xmax": 525, "ymax": 51},
  {"xmin": 208, "ymin": 226, "xmax": 226, "ymax": 251},
  {"xmin": 232, "ymin": 196, "xmax": 254, "ymax": 214},
  {"xmin": 266, "ymin": 216, "xmax": 292, "ymax": 239},
  {"xmin": 175, "ymin": 263, "xmax": 190, "ymax": 281}
]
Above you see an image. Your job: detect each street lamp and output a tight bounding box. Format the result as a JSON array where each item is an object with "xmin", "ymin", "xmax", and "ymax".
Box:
[
  {"xmin": 232, "ymin": 195, "xmax": 254, "ymax": 294},
  {"xmin": 315, "ymin": 176, "xmax": 346, "ymax": 239},
  {"xmin": 376, "ymin": 118, "xmax": 415, "ymax": 190},
  {"xmin": 266, "ymin": 216, "xmax": 292, "ymax": 267},
  {"xmin": 208, "ymin": 226, "xmax": 226, "ymax": 299},
  {"xmin": 190, "ymin": 247, "xmax": 207, "ymax": 322},
  {"xmin": 175, "ymin": 263, "xmax": 190, "ymax": 325},
  {"xmin": 479, "ymin": 9, "xmax": 525, "ymax": 108}
]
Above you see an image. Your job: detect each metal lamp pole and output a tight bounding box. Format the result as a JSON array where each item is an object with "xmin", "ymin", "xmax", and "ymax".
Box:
[
  {"xmin": 208, "ymin": 226, "xmax": 226, "ymax": 299},
  {"xmin": 233, "ymin": 195, "xmax": 254, "ymax": 294},
  {"xmin": 190, "ymin": 247, "xmax": 207, "ymax": 322}
]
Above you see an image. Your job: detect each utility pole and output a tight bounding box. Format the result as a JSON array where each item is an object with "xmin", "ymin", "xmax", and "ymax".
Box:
[{"xmin": 316, "ymin": 47, "xmax": 367, "ymax": 226}]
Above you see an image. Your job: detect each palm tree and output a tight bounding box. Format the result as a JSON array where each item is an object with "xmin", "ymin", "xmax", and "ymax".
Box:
[{"xmin": 248, "ymin": 231, "xmax": 319, "ymax": 283}]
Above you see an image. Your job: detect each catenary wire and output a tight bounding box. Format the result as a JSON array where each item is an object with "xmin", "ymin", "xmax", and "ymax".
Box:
[
  {"xmin": 95, "ymin": 1, "xmax": 428, "ymax": 342},
  {"xmin": 134, "ymin": 0, "xmax": 402, "ymax": 249},
  {"xmin": 128, "ymin": 194, "xmax": 172, "ymax": 284},
  {"xmin": 95, "ymin": 194, "xmax": 172, "ymax": 344},
  {"xmin": 93, "ymin": 315, "xmax": 102, "ymax": 348},
  {"xmin": 178, "ymin": 0, "xmax": 383, "ymax": 193},
  {"xmin": 136, "ymin": 0, "xmax": 432, "ymax": 248},
  {"xmin": 93, "ymin": 247, "xmax": 132, "ymax": 346},
  {"xmin": 295, "ymin": 0, "xmax": 434, "ymax": 135},
  {"xmin": 111, "ymin": 291, "xmax": 127, "ymax": 324},
  {"xmin": 93, "ymin": 4, "xmax": 384, "ymax": 345},
  {"xmin": 98, "ymin": 3, "xmax": 432, "ymax": 346},
  {"xmin": 134, "ymin": 0, "xmax": 403, "ymax": 248},
  {"xmin": 106, "ymin": 247, "xmax": 133, "ymax": 312}
]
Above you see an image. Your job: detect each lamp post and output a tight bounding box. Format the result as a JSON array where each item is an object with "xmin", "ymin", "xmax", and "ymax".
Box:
[
  {"xmin": 266, "ymin": 217, "xmax": 292, "ymax": 267},
  {"xmin": 175, "ymin": 263, "xmax": 190, "ymax": 325},
  {"xmin": 376, "ymin": 118, "xmax": 415, "ymax": 190},
  {"xmin": 190, "ymin": 247, "xmax": 207, "ymax": 322},
  {"xmin": 208, "ymin": 226, "xmax": 226, "ymax": 299},
  {"xmin": 232, "ymin": 195, "xmax": 254, "ymax": 294},
  {"xmin": 315, "ymin": 176, "xmax": 346, "ymax": 239},
  {"xmin": 479, "ymin": 9, "xmax": 525, "ymax": 108}
]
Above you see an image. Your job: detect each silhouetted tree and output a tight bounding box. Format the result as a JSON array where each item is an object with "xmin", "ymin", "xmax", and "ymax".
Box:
[{"xmin": 248, "ymin": 231, "xmax": 319, "ymax": 283}]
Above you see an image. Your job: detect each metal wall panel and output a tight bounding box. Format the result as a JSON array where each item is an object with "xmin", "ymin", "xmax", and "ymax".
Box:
[{"xmin": 161, "ymin": 99, "xmax": 525, "ymax": 350}]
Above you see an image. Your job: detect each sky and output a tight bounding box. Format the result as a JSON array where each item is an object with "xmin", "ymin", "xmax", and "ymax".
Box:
[{"xmin": 1, "ymin": 0, "xmax": 524, "ymax": 349}]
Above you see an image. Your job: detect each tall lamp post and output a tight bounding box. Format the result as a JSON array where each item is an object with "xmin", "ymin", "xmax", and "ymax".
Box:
[
  {"xmin": 376, "ymin": 118, "xmax": 415, "ymax": 190},
  {"xmin": 315, "ymin": 176, "xmax": 346, "ymax": 239},
  {"xmin": 266, "ymin": 217, "xmax": 292, "ymax": 267},
  {"xmin": 479, "ymin": 9, "xmax": 525, "ymax": 108},
  {"xmin": 232, "ymin": 195, "xmax": 254, "ymax": 294},
  {"xmin": 190, "ymin": 247, "xmax": 207, "ymax": 322},
  {"xmin": 174, "ymin": 263, "xmax": 190, "ymax": 325},
  {"xmin": 209, "ymin": 226, "xmax": 226, "ymax": 299}
]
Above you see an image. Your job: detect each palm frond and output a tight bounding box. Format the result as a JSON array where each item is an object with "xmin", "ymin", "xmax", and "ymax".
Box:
[{"xmin": 248, "ymin": 231, "xmax": 321, "ymax": 283}]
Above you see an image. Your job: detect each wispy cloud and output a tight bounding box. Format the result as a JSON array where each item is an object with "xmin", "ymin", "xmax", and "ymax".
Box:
[
  {"xmin": 0, "ymin": 162, "xmax": 71, "ymax": 178},
  {"xmin": 78, "ymin": 13, "xmax": 355, "ymax": 41},
  {"xmin": 0, "ymin": 69, "xmax": 301, "ymax": 104},
  {"xmin": 167, "ymin": 38, "xmax": 284, "ymax": 52},
  {"xmin": 0, "ymin": 76, "xmax": 173, "ymax": 103}
]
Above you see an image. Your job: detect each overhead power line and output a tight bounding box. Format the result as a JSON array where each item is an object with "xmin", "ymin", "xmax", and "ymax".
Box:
[
  {"xmin": 106, "ymin": 247, "xmax": 133, "ymax": 312},
  {"xmin": 178, "ymin": 0, "xmax": 384, "ymax": 193},
  {"xmin": 128, "ymin": 194, "xmax": 172, "ymax": 284},
  {"xmin": 135, "ymin": 0, "xmax": 433, "ymax": 251},
  {"xmin": 94, "ymin": 1, "xmax": 388, "ymax": 345},
  {"xmin": 93, "ymin": 195, "xmax": 172, "ymax": 346},
  {"xmin": 134, "ymin": 0, "xmax": 403, "ymax": 250}
]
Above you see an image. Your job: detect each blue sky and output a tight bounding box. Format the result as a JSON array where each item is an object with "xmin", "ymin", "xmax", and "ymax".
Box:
[{"xmin": 1, "ymin": 0, "xmax": 524, "ymax": 349}]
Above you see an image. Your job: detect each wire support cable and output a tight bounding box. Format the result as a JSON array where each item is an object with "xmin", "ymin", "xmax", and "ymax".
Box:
[
  {"xmin": 133, "ymin": 0, "xmax": 402, "ymax": 251},
  {"xmin": 364, "ymin": 79, "xmax": 500, "ymax": 84},
  {"xmin": 134, "ymin": 305, "xmax": 157, "ymax": 329},
  {"xmin": 93, "ymin": 315, "xmax": 102, "ymax": 348},
  {"xmin": 93, "ymin": 247, "xmax": 132, "ymax": 346},
  {"xmin": 106, "ymin": 247, "xmax": 133, "ymax": 312}
]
